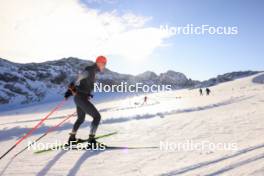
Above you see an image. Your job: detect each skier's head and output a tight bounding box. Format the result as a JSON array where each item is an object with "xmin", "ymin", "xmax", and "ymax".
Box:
[{"xmin": 96, "ymin": 55, "xmax": 107, "ymax": 72}]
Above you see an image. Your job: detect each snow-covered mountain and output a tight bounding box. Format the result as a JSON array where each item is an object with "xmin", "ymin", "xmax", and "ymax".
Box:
[
  {"xmin": 0, "ymin": 58, "xmax": 196, "ymax": 106},
  {"xmin": 0, "ymin": 57, "xmax": 261, "ymax": 107},
  {"xmin": 200, "ymin": 71, "xmax": 261, "ymax": 87}
]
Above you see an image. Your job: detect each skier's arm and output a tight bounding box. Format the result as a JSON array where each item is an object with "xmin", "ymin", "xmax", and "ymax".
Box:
[
  {"xmin": 76, "ymin": 67, "xmax": 94, "ymax": 99},
  {"xmin": 64, "ymin": 69, "xmax": 90, "ymax": 99},
  {"xmin": 75, "ymin": 70, "xmax": 89, "ymax": 86},
  {"xmin": 64, "ymin": 66, "xmax": 93, "ymax": 99}
]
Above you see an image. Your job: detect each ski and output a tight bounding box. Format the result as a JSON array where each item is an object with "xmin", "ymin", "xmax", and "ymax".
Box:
[
  {"xmin": 34, "ymin": 131, "xmax": 118, "ymax": 154},
  {"xmin": 103, "ymin": 146, "xmax": 159, "ymax": 150},
  {"xmin": 69, "ymin": 142, "xmax": 159, "ymax": 151}
]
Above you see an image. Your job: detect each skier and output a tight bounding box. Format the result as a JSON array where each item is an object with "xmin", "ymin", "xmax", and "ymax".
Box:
[
  {"xmin": 64, "ymin": 56, "xmax": 107, "ymax": 145},
  {"xmin": 199, "ymin": 88, "xmax": 203, "ymax": 96},
  {"xmin": 205, "ymin": 88, "xmax": 211, "ymax": 96},
  {"xmin": 143, "ymin": 96, "xmax": 148, "ymax": 104}
]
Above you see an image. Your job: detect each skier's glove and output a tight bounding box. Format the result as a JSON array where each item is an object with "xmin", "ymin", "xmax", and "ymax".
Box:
[
  {"xmin": 64, "ymin": 90, "xmax": 72, "ymax": 99},
  {"xmin": 64, "ymin": 82, "xmax": 76, "ymax": 99}
]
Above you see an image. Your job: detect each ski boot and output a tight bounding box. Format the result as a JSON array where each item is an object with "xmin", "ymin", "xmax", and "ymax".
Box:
[
  {"xmin": 85, "ymin": 134, "xmax": 107, "ymax": 150},
  {"xmin": 87, "ymin": 134, "xmax": 96, "ymax": 144},
  {"xmin": 68, "ymin": 132, "xmax": 78, "ymax": 145},
  {"xmin": 86, "ymin": 134, "xmax": 98, "ymax": 149}
]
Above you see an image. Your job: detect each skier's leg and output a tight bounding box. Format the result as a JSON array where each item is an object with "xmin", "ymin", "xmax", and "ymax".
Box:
[
  {"xmin": 85, "ymin": 103, "xmax": 101, "ymax": 144},
  {"xmin": 82, "ymin": 102, "xmax": 101, "ymax": 135},
  {"xmin": 86, "ymin": 103, "xmax": 101, "ymax": 135},
  {"xmin": 72, "ymin": 106, "xmax": 86, "ymax": 132},
  {"xmin": 74, "ymin": 95, "xmax": 101, "ymax": 136},
  {"xmin": 68, "ymin": 104, "xmax": 86, "ymax": 144}
]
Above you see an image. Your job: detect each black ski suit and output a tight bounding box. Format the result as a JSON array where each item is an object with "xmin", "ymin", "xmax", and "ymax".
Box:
[{"xmin": 72, "ymin": 64, "xmax": 101, "ymax": 135}]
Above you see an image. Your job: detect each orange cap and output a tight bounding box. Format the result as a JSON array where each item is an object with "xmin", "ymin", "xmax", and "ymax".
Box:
[{"xmin": 96, "ymin": 56, "xmax": 107, "ymax": 64}]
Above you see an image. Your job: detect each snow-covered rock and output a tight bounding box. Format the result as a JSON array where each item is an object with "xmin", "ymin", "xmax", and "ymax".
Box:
[
  {"xmin": 158, "ymin": 70, "xmax": 194, "ymax": 88},
  {"xmin": 133, "ymin": 71, "xmax": 159, "ymax": 85}
]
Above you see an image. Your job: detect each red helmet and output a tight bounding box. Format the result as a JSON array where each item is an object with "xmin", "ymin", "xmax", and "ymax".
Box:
[{"xmin": 96, "ymin": 56, "xmax": 107, "ymax": 64}]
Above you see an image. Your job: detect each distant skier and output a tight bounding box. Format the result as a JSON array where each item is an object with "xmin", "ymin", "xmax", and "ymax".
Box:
[
  {"xmin": 205, "ymin": 88, "xmax": 211, "ymax": 96},
  {"xmin": 64, "ymin": 56, "xmax": 107, "ymax": 145},
  {"xmin": 143, "ymin": 96, "xmax": 148, "ymax": 105},
  {"xmin": 199, "ymin": 88, "xmax": 203, "ymax": 96}
]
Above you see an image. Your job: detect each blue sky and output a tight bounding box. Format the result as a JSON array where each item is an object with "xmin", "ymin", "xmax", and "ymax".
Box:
[
  {"xmin": 82, "ymin": 0, "xmax": 264, "ymax": 80},
  {"xmin": 0, "ymin": 0, "xmax": 263, "ymax": 80}
]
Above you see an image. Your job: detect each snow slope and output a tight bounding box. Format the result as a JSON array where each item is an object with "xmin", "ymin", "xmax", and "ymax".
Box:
[{"xmin": 0, "ymin": 74, "xmax": 264, "ymax": 176}]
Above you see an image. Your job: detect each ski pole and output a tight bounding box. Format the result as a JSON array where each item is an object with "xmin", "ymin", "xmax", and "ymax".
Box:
[
  {"xmin": 0, "ymin": 99, "xmax": 66, "ymax": 160},
  {"xmin": 12, "ymin": 111, "xmax": 76, "ymax": 158}
]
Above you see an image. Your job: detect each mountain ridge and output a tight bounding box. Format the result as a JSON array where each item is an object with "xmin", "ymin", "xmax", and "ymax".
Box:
[{"xmin": 0, "ymin": 57, "xmax": 261, "ymax": 106}]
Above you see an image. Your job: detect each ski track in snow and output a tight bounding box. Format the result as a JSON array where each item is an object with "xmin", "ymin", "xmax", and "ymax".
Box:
[
  {"xmin": 160, "ymin": 143, "xmax": 264, "ymax": 176},
  {"xmin": 0, "ymin": 74, "xmax": 264, "ymax": 176},
  {"xmin": 0, "ymin": 96, "xmax": 250, "ymax": 142}
]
